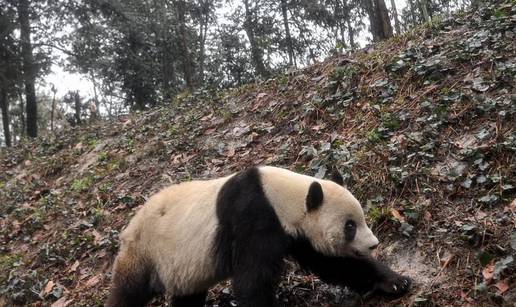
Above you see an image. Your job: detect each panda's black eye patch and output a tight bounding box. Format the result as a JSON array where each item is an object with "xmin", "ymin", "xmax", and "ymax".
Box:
[{"xmin": 344, "ymin": 220, "xmax": 356, "ymax": 242}]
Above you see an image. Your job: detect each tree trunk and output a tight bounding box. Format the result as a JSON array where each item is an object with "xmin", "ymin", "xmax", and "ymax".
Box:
[
  {"xmin": 390, "ymin": 0, "xmax": 401, "ymax": 34},
  {"xmin": 197, "ymin": 22, "xmax": 205, "ymax": 85},
  {"xmin": 243, "ymin": 0, "xmax": 269, "ymax": 78},
  {"xmin": 347, "ymin": 19, "xmax": 355, "ymax": 50},
  {"xmin": 364, "ymin": 0, "xmax": 393, "ymax": 42},
  {"xmin": 418, "ymin": 0, "xmax": 431, "ymax": 23},
  {"xmin": 376, "ymin": 0, "xmax": 393, "ymax": 40},
  {"xmin": 197, "ymin": 10, "xmax": 209, "ymax": 85},
  {"xmin": 287, "ymin": 9, "xmax": 314, "ymax": 64},
  {"xmin": 50, "ymin": 85, "xmax": 56, "ymax": 131},
  {"xmin": 364, "ymin": 0, "xmax": 380, "ymax": 41},
  {"xmin": 174, "ymin": 0, "xmax": 194, "ymax": 90},
  {"xmin": 17, "ymin": 87, "xmax": 25, "ymax": 137},
  {"xmin": 92, "ymin": 76, "xmax": 100, "ymax": 117},
  {"xmin": 0, "ymin": 87, "xmax": 11, "ymax": 147},
  {"xmin": 407, "ymin": 0, "xmax": 418, "ymax": 25},
  {"xmin": 161, "ymin": 44, "xmax": 175, "ymax": 101},
  {"xmin": 74, "ymin": 91, "xmax": 81, "ymax": 124},
  {"xmin": 126, "ymin": 32, "xmax": 147, "ymax": 111},
  {"xmin": 334, "ymin": 0, "xmax": 346, "ymax": 50},
  {"xmin": 18, "ymin": 0, "xmax": 38, "ymax": 137},
  {"xmin": 280, "ymin": 0, "xmax": 295, "ymax": 67},
  {"xmin": 341, "ymin": 2, "xmax": 354, "ymax": 50},
  {"xmin": 152, "ymin": 0, "xmax": 175, "ymax": 101}
]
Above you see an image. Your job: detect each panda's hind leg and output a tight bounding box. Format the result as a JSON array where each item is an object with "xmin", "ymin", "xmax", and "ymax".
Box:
[
  {"xmin": 170, "ymin": 290, "xmax": 207, "ymax": 307},
  {"xmin": 106, "ymin": 249, "xmax": 155, "ymax": 307}
]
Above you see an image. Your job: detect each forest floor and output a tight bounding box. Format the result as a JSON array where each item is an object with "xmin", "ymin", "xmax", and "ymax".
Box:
[{"xmin": 1, "ymin": 2, "xmax": 515, "ymax": 306}]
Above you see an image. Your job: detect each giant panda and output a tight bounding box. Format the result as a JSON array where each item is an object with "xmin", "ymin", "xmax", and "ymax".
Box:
[{"xmin": 106, "ymin": 166, "xmax": 411, "ymax": 307}]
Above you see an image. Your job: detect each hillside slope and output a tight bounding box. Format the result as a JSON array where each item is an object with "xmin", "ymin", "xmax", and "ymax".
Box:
[{"xmin": 1, "ymin": 2, "xmax": 515, "ymax": 306}]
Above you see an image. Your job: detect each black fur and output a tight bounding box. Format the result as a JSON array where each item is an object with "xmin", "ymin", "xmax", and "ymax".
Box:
[
  {"xmin": 306, "ymin": 181, "xmax": 324, "ymax": 212},
  {"xmin": 344, "ymin": 220, "xmax": 357, "ymax": 242},
  {"xmin": 213, "ymin": 167, "xmax": 411, "ymax": 307},
  {"xmin": 214, "ymin": 167, "xmax": 289, "ymax": 307},
  {"xmin": 171, "ymin": 291, "xmax": 207, "ymax": 307},
  {"xmin": 290, "ymin": 236, "xmax": 411, "ymax": 296}
]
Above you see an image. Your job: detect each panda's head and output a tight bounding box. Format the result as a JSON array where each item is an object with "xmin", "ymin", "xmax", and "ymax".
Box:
[{"xmin": 301, "ymin": 171, "xmax": 379, "ymax": 258}]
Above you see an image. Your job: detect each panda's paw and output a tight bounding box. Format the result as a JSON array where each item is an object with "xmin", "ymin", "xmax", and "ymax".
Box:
[{"xmin": 376, "ymin": 274, "xmax": 411, "ymax": 297}]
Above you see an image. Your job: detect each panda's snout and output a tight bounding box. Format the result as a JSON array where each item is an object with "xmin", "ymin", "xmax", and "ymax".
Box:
[{"xmin": 369, "ymin": 243, "xmax": 379, "ymax": 250}]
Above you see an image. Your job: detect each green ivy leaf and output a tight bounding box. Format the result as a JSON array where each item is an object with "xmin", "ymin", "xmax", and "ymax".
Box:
[
  {"xmin": 477, "ymin": 251, "xmax": 494, "ymax": 267},
  {"xmin": 493, "ymin": 256, "xmax": 513, "ymax": 280}
]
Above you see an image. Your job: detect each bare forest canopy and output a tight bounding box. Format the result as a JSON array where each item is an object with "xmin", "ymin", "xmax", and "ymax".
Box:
[
  {"xmin": 0, "ymin": 0, "xmax": 515, "ymax": 306},
  {"xmin": 0, "ymin": 0, "xmax": 479, "ymax": 146}
]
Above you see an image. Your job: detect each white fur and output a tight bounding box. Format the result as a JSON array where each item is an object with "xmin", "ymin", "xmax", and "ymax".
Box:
[{"xmin": 118, "ymin": 175, "xmax": 233, "ymax": 295}]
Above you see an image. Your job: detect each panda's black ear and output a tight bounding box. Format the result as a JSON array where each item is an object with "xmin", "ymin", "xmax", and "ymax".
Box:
[
  {"xmin": 330, "ymin": 169, "xmax": 344, "ymax": 186},
  {"xmin": 306, "ymin": 181, "xmax": 324, "ymax": 212}
]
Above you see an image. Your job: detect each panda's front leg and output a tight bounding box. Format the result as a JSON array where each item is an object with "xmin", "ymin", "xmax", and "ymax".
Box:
[
  {"xmin": 290, "ymin": 238, "xmax": 411, "ymax": 298},
  {"xmin": 332, "ymin": 255, "xmax": 412, "ymax": 297},
  {"xmin": 365, "ymin": 257, "xmax": 412, "ymax": 296},
  {"xmin": 231, "ymin": 232, "xmax": 287, "ymax": 307},
  {"xmin": 232, "ymin": 257, "xmax": 283, "ymax": 307}
]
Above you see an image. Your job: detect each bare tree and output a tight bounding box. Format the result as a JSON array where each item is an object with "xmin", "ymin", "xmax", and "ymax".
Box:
[
  {"xmin": 173, "ymin": 0, "xmax": 195, "ymax": 89},
  {"xmin": 0, "ymin": 87, "xmax": 10, "ymax": 146},
  {"xmin": 280, "ymin": 0, "xmax": 296, "ymax": 67},
  {"xmin": 390, "ymin": 0, "xmax": 401, "ymax": 34},
  {"xmin": 50, "ymin": 85, "xmax": 56, "ymax": 131},
  {"xmin": 243, "ymin": 0, "xmax": 269, "ymax": 78},
  {"xmin": 364, "ymin": 0, "xmax": 393, "ymax": 41},
  {"xmin": 17, "ymin": 0, "xmax": 38, "ymax": 137},
  {"xmin": 418, "ymin": 0, "xmax": 431, "ymax": 23}
]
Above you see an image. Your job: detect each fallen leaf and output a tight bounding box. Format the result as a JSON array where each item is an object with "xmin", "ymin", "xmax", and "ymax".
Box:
[
  {"xmin": 200, "ymin": 113, "xmax": 213, "ymax": 121},
  {"xmin": 19, "ymin": 243, "xmax": 30, "ymax": 252},
  {"xmin": 91, "ymin": 230, "xmax": 102, "ymax": 245},
  {"xmin": 482, "ymin": 262, "xmax": 494, "ymax": 282},
  {"xmin": 43, "ymin": 280, "xmax": 55, "ymax": 295},
  {"xmin": 51, "ymin": 297, "xmax": 73, "ymax": 307},
  {"xmin": 476, "ymin": 210, "xmax": 487, "ymax": 220},
  {"xmin": 247, "ymin": 132, "xmax": 260, "ymax": 144},
  {"xmin": 204, "ymin": 127, "xmax": 216, "ymax": 135},
  {"xmin": 97, "ymin": 250, "xmax": 107, "ymax": 259},
  {"xmin": 227, "ymin": 147, "xmax": 235, "ymax": 158},
  {"xmin": 251, "ymin": 93, "xmax": 268, "ymax": 111},
  {"xmin": 68, "ymin": 260, "xmax": 80, "ymax": 273},
  {"xmin": 171, "ymin": 154, "xmax": 182, "ymax": 163},
  {"xmin": 85, "ymin": 275, "xmax": 101, "ymax": 288},
  {"xmin": 122, "ymin": 119, "xmax": 132, "ymax": 128},
  {"xmin": 459, "ymin": 291, "xmax": 475, "ymax": 304},
  {"xmin": 391, "ymin": 209, "xmax": 405, "ymax": 222},
  {"xmin": 494, "ymin": 279, "xmax": 509, "ymax": 294},
  {"xmin": 440, "ymin": 252, "xmax": 454, "ymax": 268},
  {"xmin": 256, "ymin": 92, "xmax": 267, "ymax": 99},
  {"xmin": 32, "ymin": 231, "xmax": 45, "ymax": 242}
]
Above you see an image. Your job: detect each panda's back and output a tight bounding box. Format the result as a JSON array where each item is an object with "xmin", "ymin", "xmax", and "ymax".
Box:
[{"xmin": 119, "ymin": 176, "xmax": 232, "ymax": 295}]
